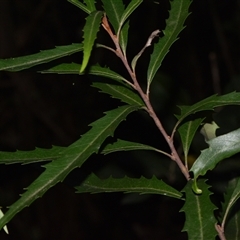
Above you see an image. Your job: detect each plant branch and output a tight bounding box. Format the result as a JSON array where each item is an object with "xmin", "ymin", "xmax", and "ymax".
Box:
[
  {"xmin": 215, "ymin": 224, "xmax": 226, "ymax": 240},
  {"xmin": 102, "ymin": 15, "xmax": 190, "ymax": 181}
]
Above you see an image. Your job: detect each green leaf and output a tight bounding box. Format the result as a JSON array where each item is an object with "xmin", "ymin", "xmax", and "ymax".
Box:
[
  {"xmin": 43, "ymin": 63, "xmax": 129, "ymax": 82},
  {"xmin": 119, "ymin": 21, "xmax": 129, "ymax": 57},
  {"xmin": 178, "ymin": 118, "xmax": 204, "ymax": 167},
  {"xmin": 190, "ymin": 128, "xmax": 240, "ymax": 194},
  {"xmin": 176, "ymin": 92, "xmax": 240, "ymax": 129},
  {"xmin": 200, "ymin": 121, "xmax": 219, "ymax": 141},
  {"xmin": 0, "ymin": 146, "xmax": 64, "ymax": 165},
  {"xmin": 0, "ymin": 44, "xmax": 83, "ymax": 72},
  {"xmin": 67, "ymin": 0, "xmax": 91, "ymax": 14},
  {"xmin": 118, "ymin": 0, "xmax": 142, "ymax": 32},
  {"xmin": 147, "ymin": 0, "xmax": 192, "ymax": 91},
  {"xmin": 101, "ymin": 0, "xmax": 125, "ymax": 33},
  {"xmin": 0, "ymin": 105, "xmax": 138, "ymax": 230},
  {"xmin": 76, "ymin": 174, "xmax": 183, "ymax": 199},
  {"xmin": 84, "ymin": 0, "xmax": 96, "ymax": 12},
  {"xmin": 92, "ymin": 82, "xmax": 144, "ymax": 106},
  {"xmin": 221, "ymin": 177, "xmax": 240, "ymax": 231},
  {"xmin": 181, "ymin": 179, "xmax": 217, "ymax": 239},
  {"xmin": 101, "ymin": 139, "xmax": 169, "ymax": 157},
  {"xmin": 80, "ymin": 11, "xmax": 103, "ymax": 73},
  {"xmin": 225, "ymin": 205, "xmax": 240, "ymax": 240}
]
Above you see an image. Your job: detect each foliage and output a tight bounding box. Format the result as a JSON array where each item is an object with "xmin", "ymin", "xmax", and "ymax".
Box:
[{"xmin": 0, "ymin": 0, "xmax": 240, "ymax": 239}]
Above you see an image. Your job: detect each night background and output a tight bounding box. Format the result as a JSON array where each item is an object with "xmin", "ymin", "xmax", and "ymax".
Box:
[{"xmin": 1, "ymin": 0, "xmax": 240, "ymax": 239}]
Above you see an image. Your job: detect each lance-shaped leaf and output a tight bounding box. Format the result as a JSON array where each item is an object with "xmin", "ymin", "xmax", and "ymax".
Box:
[
  {"xmin": 43, "ymin": 63, "xmax": 130, "ymax": 83},
  {"xmin": 101, "ymin": 0, "xmax": 125, "ymax": 33},
  {"xmin": 102, "ymin": 139, "xmax": 169, "ymax": 157},
  {"xmin": 178, "ymin": 118, "xmax": 204, "ymax": 168},
  {"xmin": 43, "ymin": 63, "xmax": 144, "ymax": 106},
  {"xmin": 0, "ymin": 105, "xmax": 138, "ymax": 230},
  {"xmin": 76, "ymin": 174, "xmax": 182, "ymax": 199},
  {"xmin": 175, "ymin": 92, "xmax": 240, "ymax": 130},
  {"xmin": 84, "ymin": 0, "xmax": 96, "ymax": 12},
  {"xmin": 67, "ymin": 0, "xmax": 91, "ymax": 14},
  {"xmin": 0, "ymin": 44, "xmax": 83, "ymax": 72},
  {"xmin": 0, "ymin": 146, "xmax": 65, "ymax": 165},
  {"xmin": 119, "ymin": 21, "xmax": 129, "ymax": 57},
  {"xmin": 147, "ymin": 0, "xmax": 192, "ymax": 92},
  {"xmin": 190, "ymin": 128, "xmax": 240, "ymax": 194},
  {"xmin": 181, "ymin": 179, "xmax": 217, "ymax": 239},
  {"xmin": 220, "ymin": 177, "xmax": 240, "ymax": 231},
  {"xmin": 80, "ymin": 11, "xmax": 103, "ymax": 73},
  {"xmin": 92, "ymin": 82, "xmax": 144, "ymax": 106}
]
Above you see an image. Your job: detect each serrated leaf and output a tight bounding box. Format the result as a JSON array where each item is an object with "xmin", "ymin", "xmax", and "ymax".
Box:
[
  {"xmin": 147, "ymin": 0, "xmax": 192, "ymax": 91},
  {"xmin": 84, "ymin": 0, "xmax": 96, "ymax": 12},
  {"xmin": 0, "ymin": 44, "xmax": 83, "ymax": 72},
  {"xmin": 0, "ymin": 105, "xmax": 138, "ymax": 230},
  {"xmin": 102, "ymin": 139, "xmax": 162, "ymax": 154},
  {"xmin": 80, "ymin": 11, "xmax": 103, "ymax": 73},
  {"xmin": 190, "ymin": 128, "xmax": 240, "ymax": 194},
  {"xmin": 178, "ymin": 118, "xmax": 204, "ymax": 167},
  {"xmin": 175, "ymin": 92, "xmax": 240, "ymax": 129},
  {"xmin": 76, "ymin": 174, "xmax": 182, "ymax": 199},
  {"xmin": 92, "ymin": 82, "xmax": 144, "ymax": 106},
  {"xmin": 0, "ymin": 146, "xmax": 65, "ymax": 165},
  {"xmin": 67, "ymin": 0, "xmax": 91, "ymax": 14},
  {"xmin": 118, "ymin": 0, "xmax": 142, "ymax": 33},
  {"xmin": 101, "ymin": 0, "xmax": 125, "ymax": 33},
  {"xmin": 221, "ymin": 177, "xmax": 240, "ymax": 231},
  {"xmin": 200, "ymin": 121, "xmax": 219, "ymax": 141},
  {"xmin": 43, "ymin": 63, "xmax": 129, "ymax": 82},
  {"xmin": 181, "ymin": 179, "xmax": 217, "ymax": 239}
]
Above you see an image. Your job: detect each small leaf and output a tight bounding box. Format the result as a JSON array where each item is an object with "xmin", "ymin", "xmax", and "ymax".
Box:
[
  {"xmin": 200, "ymin": 121, "xmax": 219, "ymax": 141},
  {"xmin": 178, "ymin": 118, "xmax": 204, "ymax": 168},
  {"xmin": 80, "ymin": 11, "xmax": 103, "ymax": 73},
  {"xmin": 119, "ymin": 21, "xmax": 129, "ymax": 57},
  {"xmin": 67, "ymin": 0, "xmax": 91, "ymax": 14},
  {"xmin": 0, "ymin": 44, "xmax": 83, "ymax": 72},
  {"xmin": 190, "ymin": 128, "xmax": 240, "ymax": 193},
  {"xmin": 147, "ymin": 0, "xmax": 192, "ymax": 92},
  {"xmin": 83, "ymin": 0, "xmax": 96, "ymax": 12},
  {"xmin": 0, "ymin": 105, "xmax": 138, "ymax": 230},
  {"xmin": 101, "ymin": 0, "xmax": 125, "ymax": 33},
  {"xmin": 175, "ymin": 92, "xmax": 240, "ymax": 129},
  {"xmin": 0, "ymin": 146, "xmax": 64, "ymax": 165},
  {"xmin": 76, "ymin": 174, "xmax": 183, "ymax": 199},
  {"xmin": 181, "ymin": 179, "xmax": 217, "ymax": 239},
  {"xmin": 102, "ymin": 139, "xmax": 166, "ymax": 155}
]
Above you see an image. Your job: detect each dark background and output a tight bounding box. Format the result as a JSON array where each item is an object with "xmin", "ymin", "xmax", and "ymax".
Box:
[{"xmin": 1, "ymin": 0, "xmax": 240, "ymax": 239}]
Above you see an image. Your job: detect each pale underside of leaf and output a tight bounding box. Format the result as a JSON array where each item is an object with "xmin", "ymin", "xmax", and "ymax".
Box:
[
  {"xmin": 190, "ymin": 128, "xmax": 240, "ymax": 193},
  {"xmin": 0, "ymin": 44, "xmax": 83, "ymax": 72},
  {"xmin": 0, "ymin": 105, "xmax": 138, "ymax": 230},
  {"xmin": 76, "ymin": 174, "xmax": 182, "ymax": 199}
]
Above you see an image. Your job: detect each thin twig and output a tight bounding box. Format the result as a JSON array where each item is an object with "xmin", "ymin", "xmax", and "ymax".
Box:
[
  {"xmin": 101, "ymin": 15, "xmax": 190, "ymax": 181},
  {"xmin": 215, "ymin": 224, "xmax": 226, "ymax": 240}
]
